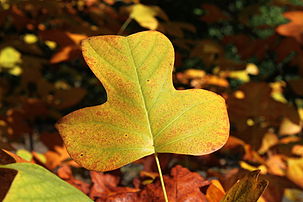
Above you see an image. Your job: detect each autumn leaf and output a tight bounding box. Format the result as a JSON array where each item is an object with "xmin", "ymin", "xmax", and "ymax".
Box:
[
  {"xmin": 128, "ymin": 4, "xmax": 169, "ymax": 30},
  {"xmin": 205, "ymin": 180, "xmax": 225, "ymax": 202},
  {"xmin": 57, "ymin": 165, "xmax": 90, "ymax": 194},
  {"xmin": 139, "ymin": 165, "xmax": 209, "ymax": 201},
  {"xmin": 286, "ymin": 157, "xmax": 303, "ymax": 189},
  {"xmin": 56, "ymin": 31, "xmax": 229, "ymax": 171},
  {"xmin": 0, "ymin": 163, "xmax": 92, "ymax": 202},
  {"xmin": 221, "ymin": 170, "xmax": 268, "ymax": 202},
  {"xmin": 89, "ymin": 170, "xmax": 139, "ymax": 201},
  {"xmin": 276, "ymin": 11, "xmax": 303, "ymax": 43},
  {"xmin": 200, "ymin": 4, "xmax": 230, "ymax": 23},
  {"xmin": 39, "ymin": 30, "xmax": 87, "ymax": 63}
]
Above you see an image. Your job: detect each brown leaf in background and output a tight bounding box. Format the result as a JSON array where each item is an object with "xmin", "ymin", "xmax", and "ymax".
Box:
[
  {"xmin": 40, "ymin": 132, "xmax": 63, "ymax": 152},
  {"xmin": 90, "ymin": 170, "xmax": 139, "ymax": 201},
  {"xmin": 52, "ymin": 87, "xmax": 86, "ymax": 110},
  {"xmin": 200, "ymin": 4, "xmax": 230, "ymax": 23},
  {"xmin": 139, "ymin": 165, "xmax": 209, "ymax": 202},
  {"xmin": 216, "ymin": 168, "xmax": 299, "ymax": 202},
  {"xmin": 57, "ymin": 165, "xmax": 90, "ymax": 194},
  {"xmin": 227, "ymin": 82, "xmax": 300, "ymax": 150},
  {"xmin": 39, "ymin": 30, "xmax": 87, "ymax": 63},
  {"xmin": 288, "ymin": 79, "xmax": 303, "ymax": 96},
  {"xmin": 223, "ymin": 35, "xmax": 277, "ymax": 60},
  {"xmin": 222, "ymin": 170, "xmax": 268, "ymax": 202}
]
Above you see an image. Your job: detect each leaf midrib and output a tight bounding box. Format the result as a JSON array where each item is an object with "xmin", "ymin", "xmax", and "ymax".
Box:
[{"xmin": 125, "ymin": 38, "xmax": 155, "ymax": 149}]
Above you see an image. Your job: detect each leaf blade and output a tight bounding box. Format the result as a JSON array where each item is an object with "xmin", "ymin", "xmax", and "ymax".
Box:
[
  {"xmin": 56, "ymin": 31, "xmax": 229, "ymax": 171},
  {"xmin": 0, "ymin": 163, "xmax": 92, "ymax": 202}
]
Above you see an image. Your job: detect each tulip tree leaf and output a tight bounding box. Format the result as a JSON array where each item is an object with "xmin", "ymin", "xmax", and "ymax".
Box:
[
  {"xmin": 0, "ymin": 163, "xmax": 92, "ymax": 202},
  {"xmin": 56, "ymin": 31, "xmax": 229, "ymax": 171}
]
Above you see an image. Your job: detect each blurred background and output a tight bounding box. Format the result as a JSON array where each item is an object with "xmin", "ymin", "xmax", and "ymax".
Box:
[{"xmin": 0, "ymin": 0, "xmax": 303, "ymax": 201}]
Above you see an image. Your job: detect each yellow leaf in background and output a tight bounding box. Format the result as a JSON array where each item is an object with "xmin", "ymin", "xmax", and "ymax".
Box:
[
  {"xmin": 23, "ymin": 34, "xmax": 38, "ymax": 44},
  {"xmin": 286, "ymin": 158, "xmax": 303, "ymax": 188},
  {"xmin": 240, "ymin": 161, "xmax": 267, "ymax": 174},
  {"xmin": 246, "ymin": 63, "xmax": 259, "ymax": 75},
  {"xmin": 299, "ymin": 108, "xmax": 303, "ymax": 121},
  {"xmin": 45, "ymin": 41, "xmax": 57, "ymax": 49},
  {"xmin": 184, "ymin": 69, "xmax": 206, "ymax": 78},
  {"xmin": 229, "ymin": 70, "xmax": 250, "ymax": 82},
  {"xmin": 130, "ymin": 4, "xmax": 168, "ymax": 30},
  {"xmin": 279, "ymin": 117, "xmax": 302, "ymax": 136},
  {"xmin": 258, "ymin": 132, "xmax": 279, "ymax": 154},
  {"xmin": 270, "ymin": 81, "xmax": 287, "ymax": 103},
  {"xmin": 284, "ymin": 189, "xmax": 303, "ymax": 202},
  {"xmin": 234, "ymin": 90, "xmax": 245, "ymax": 99},
  {"xmin": 8, "ymin": 66, "xmax": 22, "ymax": 76},
  {"xmin": 0, "ymin": 46, "xmax": 22, "ymax": 69}
]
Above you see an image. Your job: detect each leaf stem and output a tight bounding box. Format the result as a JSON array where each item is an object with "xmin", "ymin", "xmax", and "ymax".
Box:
[
  {"xmin": 154, "ymin": 152, "xmax": 168, "ymax": 202},
  {"xmin": 118, "ymin": 17, "xmax": 132, "ymax": 35}
]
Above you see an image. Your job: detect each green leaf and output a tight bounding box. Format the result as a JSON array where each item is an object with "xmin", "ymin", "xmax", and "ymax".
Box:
[
  {"xmin": 221, "ymin": 170, "xmax": 269, "ymax": 202},
  {"xmin": 0, "ymin": 163, "xmax": 92, "ymax": 202},
  {"xmin": 56, "ymin": 31, "xmax": 229, "ymax": 171}
]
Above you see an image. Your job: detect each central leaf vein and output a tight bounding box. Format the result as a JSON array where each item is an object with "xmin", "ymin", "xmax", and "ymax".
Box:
[{"xmin": 125, "ymin": 38, "xmax": 155, "ymax": 148}]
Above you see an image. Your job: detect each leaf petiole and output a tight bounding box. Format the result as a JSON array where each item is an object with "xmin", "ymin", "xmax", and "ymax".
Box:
[{"xmin": 154, "ymin": 152, "xmax": 168, "ymax": 202}]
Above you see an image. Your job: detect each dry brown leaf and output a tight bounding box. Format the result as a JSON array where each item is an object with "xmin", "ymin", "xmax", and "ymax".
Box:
[
  {"xmin": 90, "ymin": 170, "xmax": 139, "ymax": 201},
  {"xmin": 200, "ymin": 4, "xmax": 230, "ymax": 23},
  {"xmin": 139, "ymin": 165, "xmax": 209, "ymax": 202},
  {"xmin": 57, "ymin": 165, "xmax": 90, "ymax": 194}
]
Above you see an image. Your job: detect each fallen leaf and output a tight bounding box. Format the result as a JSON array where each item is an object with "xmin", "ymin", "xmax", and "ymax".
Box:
[
  {"xmin": 44, "ymin": 145, "xmax": 77, "ymax": 169},
  {"xmin": 39, "ymin": 30, "xmax": 87, "ymax": 63},
  {"xmin": 276, "ymin": 11, "xmax": 303, "ymax": 43},
  {"xmin": 200, "ymin": 4, "xmax": 230, "ymax": 23},
  {"xmin": 279, "ymin": 117, "xmax": 302, "ymax": 136},
  {"xmin": 286, "ymin": 157, "xmax": 303, "ymax": 188},
  {"xmin": 90, "ymin": 170, "xmax": 139, "ymax": 201},
  {"xmin": 139, "ymin": 165, "xmax": 209, "ymax": 201},
  {"xmin": 57, "ymin": 165, "xmax": 90, "ymax": 194},
  {"xmin": 217, "ymin": 168, "xmax": 299, "ymax": 202},
  {"xmin": 206, "ymin": 179, "xmax": 225, "ymax": 202},
  {"xmin": 221, "ymin": 170, "xmax": 268, "ymax": 202}
]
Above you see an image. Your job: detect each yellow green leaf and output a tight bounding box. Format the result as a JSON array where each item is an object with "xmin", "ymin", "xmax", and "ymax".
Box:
[
  {"xmin": 56, "ymin": 31, "xmax": 229, "ymax": 171},
  {"xmin": 0, "ymin": 163, "xmax": 92, "ymax": 202}
]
